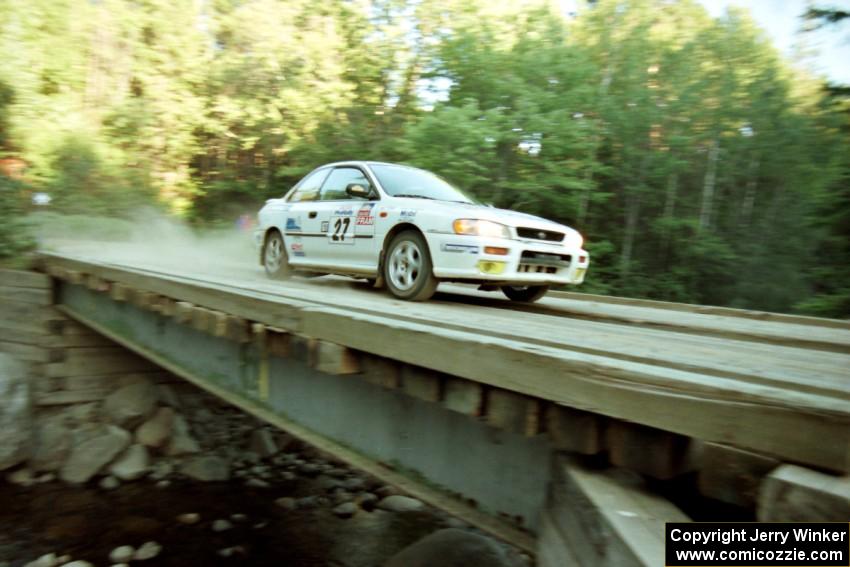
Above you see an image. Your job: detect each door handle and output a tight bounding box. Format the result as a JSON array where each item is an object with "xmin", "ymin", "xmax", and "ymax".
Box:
[{"xmin": 308, "ymin": 211, "xmax": 317, "ymax": 219}]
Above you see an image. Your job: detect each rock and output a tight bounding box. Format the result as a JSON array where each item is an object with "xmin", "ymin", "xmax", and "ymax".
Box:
[
  {"xmin": 109, "ymin": 444, "xmax": 150, "ymax": 481},
  {"xmin": 356, "ymin": 492, "xmax": 379, "ymax": 510},
  {"xmin": 148, "ymin": 460, "xmax": 174, "ymax": 481},
  {"xmin": 99, "ymin": 475, "xmax": 120, "ymax": 490},
  {"xmin": 177, "ymin": 513, "xmax": 200, "ymax": 525},
  {"xmin": 155, "ymin": 479, "xmax": 171, "ymax": 489},
  {"xmin": 333, "ymin": 502, "xmax": 358, "ymax": 518},
  {"xmin": 7, "ymin": 467, "xmax": 35, "ymax": 486},
  {"xmin": 377, "ymin": 495, "xmax": 425, "ymax": 513},
  {"xmin": 36, "ymin": 472, "xmax": 55, "ymax": 484},
  {"xmin": 250, "ymin": 429, "xmax": 278, "ymax": 458},
  {"xmin": 193, "ymin": 408, "xmax": 213, "ymax": 423},
  {"xmin": 133, "ymin": 541, "xmax": 162, "ymax": 561},
  {"xmin": 245, "ymin": 478, "xmax": 270, "ymax": 489},
  {"xmin": 281, "ymin": 471, "xmax": 296, "ymax": 481},
  {"xmin": 384, "ymin": 528, "xmax": 520, "ymax": 567},
  {"xmin": 61, "ymin": 402, "xmax": 100, "ymax": 426},
  {"xmin": 156, "ymin": 384, "xmax": 181, "ymax": 408},
  {"xmin": 375, "ymin": 485, "xmax": 398, "ymax": 498},
  {"xmin": 164, "ymin": 415, "xmax": 200, "ymax": 457},
  {"xmin": 103, "ymin": 380, "xmax": 158, "ymax": 428},
  {"xmin": 180, "ymin": 455, "xmax": 230, "ymax": 482},
  {"xmin": 326, "ymin": 467, "xmax": 348, "ymax": 478},
  {"xmin": 23, "ymin": 552, "xmax": 57, "ymax": 567},
  {"xmin": 342, "ymin": 477, "xmax": 367, "ymax": 491},
  {"xmin": 444, "ymin": 517, "xmax": 468, "ymax": 529},
  {"xmin": 59, "ymin": 561, "xmax": 93, "ymax": 567},
  {"xmin": 60, "ymin": 425, "xmax": 132, "ymax": 484},
  {"xmin": 109, "ymin": 546, "xmax": 135, "ymax": 563},
  {"xmin": 333, "ymin": 490, "xmax": 353, "ymax": 505},
  {"xmin": 230, "ymin": 513, "xmax": 247, "ymax": 522},
  {"xmin": 217, "ymin": 546, "xmax": 246, "ymax": 558},
  {"xmin": 135, "ymin": 407, "xmax": 174, "ymax": 449},
  {"xmin": 317, "ymin": 475, "xmax": 343, "ymax": 492},
  {"xmin": 0, "ymin": 354, "xmax": 31, "ymax": 471},
  {"xmin": 298, "ymin": 462, "xmax": 320, "ymax": 477},
  {"xmin": 212, "ymin": 519, "xmax": 233, "ymax": 532},
  {"xmin": 274, "ymin": 497, "xmax": 296, "ymax": 511},
  {"xmin": 29, "ymin": 420, "xmax": 72, "ymax": 472},
  {"xmin": 296, "ymin": 496, "xmax": 319, "ymax": 510}
]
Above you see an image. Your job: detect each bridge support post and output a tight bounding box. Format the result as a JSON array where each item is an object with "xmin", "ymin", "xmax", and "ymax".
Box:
[{"xmin": 538, "ymin": 455, "xmax": 689, "ymax": 567}]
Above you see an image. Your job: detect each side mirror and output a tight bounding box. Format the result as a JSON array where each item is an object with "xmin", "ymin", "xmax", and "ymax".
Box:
[{"xmin": 345, "ymin": 183, "xmax": 372, "ymax": 199}]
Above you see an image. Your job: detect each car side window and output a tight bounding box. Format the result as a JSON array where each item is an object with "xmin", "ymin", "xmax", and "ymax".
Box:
[
  {"xmin": 288, "ymin": 169, "xmax": 330, "ymax": 203},
  {"xmin": 319, "ymin": 167, "xmax": 371, "ymax": 201}
]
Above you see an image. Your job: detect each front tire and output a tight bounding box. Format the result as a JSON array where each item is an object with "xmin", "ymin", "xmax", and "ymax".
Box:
[
  {"xmin": 383, "ymin": 231, "xmax": 438, "ymax": 301},
  {"xmin": 501, "ymin": 285, "xmax": 549, "ymax": 302},
  {"xmin": 263, "ymin": 230, "xmax": 293, "ymax": 280}
]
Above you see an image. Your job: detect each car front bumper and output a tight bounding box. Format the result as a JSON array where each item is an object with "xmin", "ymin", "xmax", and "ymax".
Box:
[{"xmin": 426, "ymin": 233, "xmax": 589, "ymax": 285}]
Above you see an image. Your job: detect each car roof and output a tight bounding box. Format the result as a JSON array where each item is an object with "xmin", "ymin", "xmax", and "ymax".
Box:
[{"xmin": 320, "ymin": 161, "xmax": 417, "ymax": 169}]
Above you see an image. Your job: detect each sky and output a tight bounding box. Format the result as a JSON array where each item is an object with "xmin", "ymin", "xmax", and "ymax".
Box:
[
  {"xmin": 559, "ymin": 0, "xmax": 850, "ymax": 84},
  {"xmin": 698, "ymin": 0, "xmax": 850, "ymax": 84}
]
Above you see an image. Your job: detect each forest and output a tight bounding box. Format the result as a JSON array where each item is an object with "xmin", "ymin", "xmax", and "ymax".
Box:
[{"xmin": 0, "ymin": 0, "xmax": 848, "ymax": 316}]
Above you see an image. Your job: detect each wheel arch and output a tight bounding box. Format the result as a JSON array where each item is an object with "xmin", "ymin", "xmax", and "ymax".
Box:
[
  {"xmin": 259, "ymin": 226, "xmax": 283, "ymax": 265},
  {"xmin": 379, "ymin": 222, "xmax": 432, "ymax": 264}
]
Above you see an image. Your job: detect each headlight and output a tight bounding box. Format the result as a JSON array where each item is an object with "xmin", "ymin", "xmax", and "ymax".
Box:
[
  {"xmin": 453, "ymin": 219, "xmax": 511, "ymax": 239},
  {"xmin": 572, "ymin": 231, "xmax": 584, "ymax": 249}
]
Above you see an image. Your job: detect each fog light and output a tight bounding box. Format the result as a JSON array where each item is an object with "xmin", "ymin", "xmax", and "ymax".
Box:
[
  {"xmin": 484, "ymin": 246, "xmax": 509, "ymax": 256},
  {"xmin": 477, "ymin": 260, "xmax": 506, "ymax": 274}
]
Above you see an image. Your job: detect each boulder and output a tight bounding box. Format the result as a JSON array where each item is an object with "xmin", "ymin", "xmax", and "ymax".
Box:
[
  {"xmin": 164, "ymin": 415, "xmax": 200, "ymax": 456},
  {"xmin": 250, "ymin": 429, "xmax": 278, "ymax": 458},
  {"xmin": 109, "ymin": 444, "xmax": 150, "ymax": 481},
  {"xmin": 109, "ymin": 546, "xmax": 135, "ymax": 563},
  {"xmin": 103, "ymin": 380, "xmax": 158, "ymax": 428},
  {"xmin": 0, "ymin": 353, "xmax": 31, "ymax": 470},
  {"xmin": 133, "ymin": 541, "xmax": 162, "ymax": 561},
  {"xmin": 29, "ymin": 419, "xmax": 72, "ymax": 472},
  {"xmin": 60, "ymin": 425, "xmax": 131, "ymax": 484},
  {"xmin": 180, "ymin": 455, "xmax": 230, "ymax": 482},
  {"xmin": 384, "ymin": 528, "xmax": 520, "ymax": 567},
  {"xmin": 333, "ymin": 502, "xmax": 358, "ymax": 518},
  {"xmin": 135, "ymin": 407, "xmax": 174, "ymax": 449},
  {"xmin": 377, "ymin": 495, "xmax": 425, "ymax": 513}
]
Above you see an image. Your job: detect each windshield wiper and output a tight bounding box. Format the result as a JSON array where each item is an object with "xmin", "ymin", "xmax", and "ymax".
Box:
[{"xmin": 394, "ymin": 194, "xmax": 435, "ymax": 200}]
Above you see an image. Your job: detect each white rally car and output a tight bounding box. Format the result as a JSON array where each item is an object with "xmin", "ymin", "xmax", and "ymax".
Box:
[{"xmin": 255, "ymin": 161, "xmax": 589, "ymax": 302}]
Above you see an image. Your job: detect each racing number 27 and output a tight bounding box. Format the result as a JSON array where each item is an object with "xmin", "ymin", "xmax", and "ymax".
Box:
[{"xmin": 330, "ymin": 216, "xmax": 354, "ymax": 244}]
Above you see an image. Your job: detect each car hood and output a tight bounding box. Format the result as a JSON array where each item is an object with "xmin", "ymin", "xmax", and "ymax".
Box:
[{"xmin": 394, "ymin": 198, "xmax": 579, "ymax": 235}]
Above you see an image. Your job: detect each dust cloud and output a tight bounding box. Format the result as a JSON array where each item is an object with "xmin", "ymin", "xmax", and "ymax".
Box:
[{"xmin": 33, "ymin": 209, "xmax": 262, "ymax": 281}]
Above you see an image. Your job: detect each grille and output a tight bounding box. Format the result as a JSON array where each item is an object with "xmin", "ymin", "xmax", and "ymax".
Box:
[
  {"xmin": 516, "ymin": 227, "xmax": 565, "ymax": 242},
  {"xmin": 518, "ymin": 250, "xmax": 571, "ymax": 275},
  {"xmin": 521, "ymin": 251, "xmax": 571, "ymax": 263}
]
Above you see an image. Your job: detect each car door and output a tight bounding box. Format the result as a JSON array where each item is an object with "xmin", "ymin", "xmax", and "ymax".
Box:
[
  {"xmin": 281, "ymin": 167, "xmax": 330, "ymax": 267},
  {"xmin": 310, "ymin": 166, "xmax": 378, "ymax": 270}
]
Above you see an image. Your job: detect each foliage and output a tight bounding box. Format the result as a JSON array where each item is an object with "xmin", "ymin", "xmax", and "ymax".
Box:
[
  {"xmin": 0, "ymin": 0, "xmax": 848, "ymax": 315},
  {"xmin": 0, "ymin": 177, "xmax": 36, "ymax": 263}
]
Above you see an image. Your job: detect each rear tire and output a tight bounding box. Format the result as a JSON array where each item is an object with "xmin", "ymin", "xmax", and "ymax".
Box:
[
  {"xmin": 262, "ymin": 230, "xmax": 293, "ymax": 280},
  {"xmin": 501, "ymin": 285, "xmax": 549, "ymax": 302},
  {"xmin": 383, "ymin": 231, "xmax": 438, "ymax": 301}
]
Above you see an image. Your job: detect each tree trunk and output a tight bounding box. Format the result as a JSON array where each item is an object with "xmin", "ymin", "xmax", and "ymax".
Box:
[
  {"xmin": 698, "ymin": 139, "xmax": 719, "ymax": 233},
  {"xmin": 620, "ymin": 191, "xmax": 640, "ymax": 280},
  {"xmin": 577, "ymin": 168, "xmax": 593, "ymax": 225},
  {"xmin": 739, "ymin": 155, "xmax": 759, "ymax": 229},
  {"xmin": 663, "ymin": 172, "xmax": 678, "ymax": 221}
]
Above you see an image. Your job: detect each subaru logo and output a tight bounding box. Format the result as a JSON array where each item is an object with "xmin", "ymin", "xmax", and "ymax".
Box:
[{"xmin": 537, "ymin": 231, "xmax": 547, "ymax": 240}]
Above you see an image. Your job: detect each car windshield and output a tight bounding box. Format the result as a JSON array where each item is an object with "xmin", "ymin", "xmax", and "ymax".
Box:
[{"xmin": 369, "ymin": 164, "xmax": 478, "ymax": 204}]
